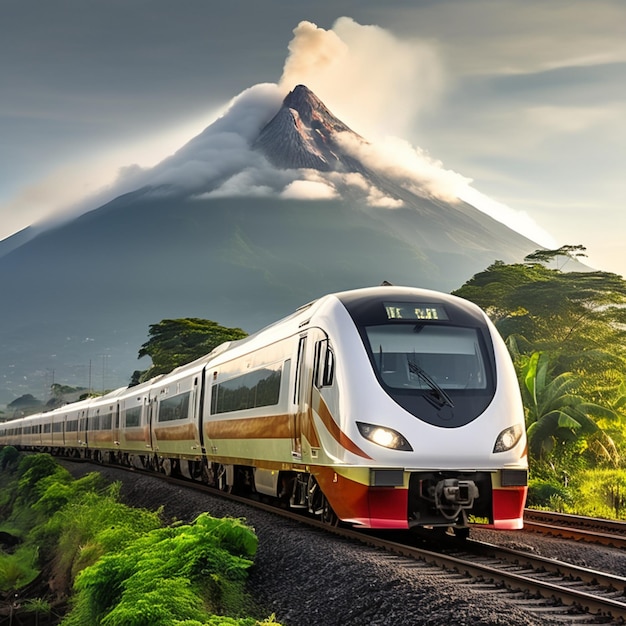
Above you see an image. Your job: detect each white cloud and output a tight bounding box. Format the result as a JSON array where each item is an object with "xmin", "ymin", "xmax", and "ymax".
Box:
[
  {"xmin": 458, "ymin": 186, "xmax": 557, "ymax": 247},
  {"xmin": 336, "ymin": 132, "xmax": 471, "ymax": 202},
  {"xmin": 280, "ymin": 179, "xmax": 338, "ymax": 200},
  {"xmin": 524, "ymin": 105, "xmax": 624, "ymax": 135},
  {"xmin": 279, "ymin": 18, "xmax": 445, "ymax": 139}
]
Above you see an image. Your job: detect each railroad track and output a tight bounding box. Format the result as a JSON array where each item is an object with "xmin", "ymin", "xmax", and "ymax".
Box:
[
  {"xmin": 211, "ymin": 487, "xmax": 626, "ymax": 623},
  {"xmin": 523, "ymin": 510, "xmax": 626, "ymax": 550},
  {"xmin": 63, "ymin": 459, "xmax": 626, "ymax": 624}
]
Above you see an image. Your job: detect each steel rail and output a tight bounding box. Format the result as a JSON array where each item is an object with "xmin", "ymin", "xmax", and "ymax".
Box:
[
  {"xmin": 523, "ymin": 510, "xmax": 626, "ymax": 550},
  {"xmin": 65, "ymin": 459, "xmax": 626, "ymax": 622}
]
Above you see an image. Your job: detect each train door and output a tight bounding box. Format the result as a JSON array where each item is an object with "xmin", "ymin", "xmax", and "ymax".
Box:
[
  {"xmin": 292, "ymin": 335, "xmax": 307, "ymax": 458},
  {"xmin": 78, "ymin": 409, "xmax": 88, "ymax": 452},
  {"xmin": 293, "ymin": 328, "xmax": 331, "ymax": 460},
  {"xmin": 145, "ymin": 396, "xmax": 155, "ymax": 452}
]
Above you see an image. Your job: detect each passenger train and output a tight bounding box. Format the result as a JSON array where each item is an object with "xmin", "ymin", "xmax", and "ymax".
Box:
[{"xmin": 0, "ymin": 286, "xmax": 528, "ymax": 533}]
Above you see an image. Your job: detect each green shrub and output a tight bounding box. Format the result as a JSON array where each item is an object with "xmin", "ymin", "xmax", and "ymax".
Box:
[
  {"xmin": 0, "ymin": 446, "xmax": 20, "ymax": 471},
  {"xmin": 0, "ymin": 545, "xmax": 40, "ymax": 592},
  {"xmin": 571, "ymin": 469, "xmax": 626, "ymax": 519},
  {"xmin": 64, "ymin": 513, "xmax": 259, "ymax": 626},
  {"xmin": 527, "ymin": 479, "xmax": 573, "ymax": 510},
  {"xmin": 0, "ymin": 453, "xmax": 281, "ymax": 625}
]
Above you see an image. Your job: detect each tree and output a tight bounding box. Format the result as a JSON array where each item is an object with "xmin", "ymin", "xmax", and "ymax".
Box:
[
  {"xmin": 520, "ymin": 352, "xmax": 619, "ymax": 471},
  {"xmin": 454, "ymin": 250, "xmax": 626, "ymax": 483},
  {"xmin": 136, "ymin": 318, "xmax": 248, "ymax": 382},
  {"xmin": 524, "ymin": 244, "xmax": 587, "ymax": 269},
  {"xmin": 453, "ymin": 252, "xmax": 626, "ymax": 378}
]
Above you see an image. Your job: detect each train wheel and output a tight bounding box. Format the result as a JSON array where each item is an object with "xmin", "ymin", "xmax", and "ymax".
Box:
[
  {"xmin": 215, "ymin": 464, "xmax": 232, "ymax": 493},
  {"xmin": 307, "ymin": 476, "xmax": 338, "ymax": 526},
  {"xmin": 160, "ymin": 458, "xmax": 172, "ymax": 476},
  {"xmin": 454, "ymin": 527, "xmax": 470, "ymax": 540}
]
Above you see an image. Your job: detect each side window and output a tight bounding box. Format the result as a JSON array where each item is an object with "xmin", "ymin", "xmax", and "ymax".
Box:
[
  {"xmin": 158, "ymin": 392, "xmax": 191, "ymax": 422},
  {"xmin": 211, "ymin": 365, "xmax": 282, "ymax": 415},
  {"xmin": 293, "ymin": 336, "xmax": 307, "ymax": 403},
  {"xmin": 125, "ymin": 406, "xmax": 142, "ymax": 427},
  {"xmin": 314, "ymin": 339, "xmax": 335, "ymax": 389}
]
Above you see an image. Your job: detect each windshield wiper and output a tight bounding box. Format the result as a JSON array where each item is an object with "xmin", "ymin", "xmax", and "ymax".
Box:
[{"xmin": 407, "ymin": 359, "xmax": 455, "ymax": 409}]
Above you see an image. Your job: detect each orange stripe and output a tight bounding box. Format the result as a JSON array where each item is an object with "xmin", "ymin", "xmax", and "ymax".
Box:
[
  {"xmin": 205, "ymin": 414, "xmax": 292, "ymax": 439},
  {"xmin": 312, "ymin": 391, "xmax": 371, "ymax": 459},
  {"xmin": 154, "ymin": 422, "xmax": 198, "ymax": 441}
]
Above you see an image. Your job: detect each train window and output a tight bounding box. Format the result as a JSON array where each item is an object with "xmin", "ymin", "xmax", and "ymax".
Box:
[
  {"xmin": 314, "ymin": 340, "xmax": 335, "ymax": 388},
  {"xmin": 124, "ymin": 406, "xmax": 141, "ymax": 427},
  {"xmin": 211, "ymin": 364, "xmax": 282, "ymax": 415},
  {"xmin": 293, "ymin": 337, "xmax": 306, "ymax": 404},
  {"xmin": 158, "ymin": 392, "xmax": 191, "ymax": 422},
  {"xmin": 366, "ymin": 325, "xmax": 487, "ymax": 390}
]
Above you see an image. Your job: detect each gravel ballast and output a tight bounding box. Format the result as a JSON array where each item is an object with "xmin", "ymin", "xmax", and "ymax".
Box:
[{"xmin": 63, "ymin": 463, "xmax": 626, "ymax": 626}]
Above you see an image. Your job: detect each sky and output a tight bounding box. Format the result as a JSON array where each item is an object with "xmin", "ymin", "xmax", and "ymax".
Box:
[{"xmin": 1, "ymin": 0, "xmax": 625, "ymax": 277}]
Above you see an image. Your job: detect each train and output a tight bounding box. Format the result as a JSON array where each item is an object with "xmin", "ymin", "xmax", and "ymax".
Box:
[{"xmin": 0, "ymin": 285, "xmax": 528, "ymax": 534}]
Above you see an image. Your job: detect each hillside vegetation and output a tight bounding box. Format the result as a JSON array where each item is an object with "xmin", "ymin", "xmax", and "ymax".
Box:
[
  {"xmin": 454, "ymin": 246, "xmax": 626, "ymax": 518},
  {"xmin": 0, "ymin": 449, "xmax": 280, "ymax": 625}
]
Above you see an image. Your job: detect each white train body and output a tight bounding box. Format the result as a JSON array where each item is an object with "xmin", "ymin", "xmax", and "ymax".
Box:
[{"xmin": 0, "ymin": 286, "xmax": 528, "ymax": 530}]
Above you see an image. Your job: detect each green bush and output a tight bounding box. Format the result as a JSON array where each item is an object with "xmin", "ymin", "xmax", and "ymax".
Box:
[
  {"xmin": 0, "ymin": 452, "xmax": 281, "ymax": 625},
  {"xmin": 64, "ymin": 513, "xmax": 259, "ymax": 625},
  {"xmin": 0, "ymin": 446, "xmax": 20, "ymax": 471},
  {"xmin": 527, "ymin": 479, "xmax": 573, "ymax": 511},
  {"xmin": 570, "ymin": 469, "xmax": 626, "ymax": 519},
  {"xmin": 0, "ymin": 544, "xmax": 40, "ymax": 592}
]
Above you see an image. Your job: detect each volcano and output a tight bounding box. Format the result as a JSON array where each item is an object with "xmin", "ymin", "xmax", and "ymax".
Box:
[{"xmin": 0, "ymin": 83, "xmax": 540, "ymax": 402}]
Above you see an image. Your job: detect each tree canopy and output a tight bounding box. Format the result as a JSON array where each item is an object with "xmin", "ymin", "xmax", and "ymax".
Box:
[
  {"xmin": 453, "ymin": 253, "xmax": 626, "ymax": 374},
  {"xmin": 135, "ymin": 318, "xmax": 248, "ymax": 382},
  {"xmin": 453, "ymin": 246, "xmax": 626, "ymax": 484}
]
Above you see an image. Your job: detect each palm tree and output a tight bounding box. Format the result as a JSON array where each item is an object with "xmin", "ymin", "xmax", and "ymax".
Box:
[{"xmin": 521, "ymin": 352, "xmax": 619, "ymax": 468}]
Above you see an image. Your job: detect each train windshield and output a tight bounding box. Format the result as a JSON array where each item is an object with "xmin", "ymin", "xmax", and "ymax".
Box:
[
  {"xmin": 337, "ymin": 290, "xmax": 497, "ymax": 426},
  {"xmin": 366, "ymin": 325, "xmax": 488, "ymax": 392}
]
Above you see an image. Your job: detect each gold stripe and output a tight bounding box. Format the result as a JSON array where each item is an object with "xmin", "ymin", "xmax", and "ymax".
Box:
[
  {"xmin": 205, "ymin": 414, "xmax": 292, "ymax": 439},
  {"xmin": 154, "ymin": 422, "xmax": 197, "ymax": 441}
]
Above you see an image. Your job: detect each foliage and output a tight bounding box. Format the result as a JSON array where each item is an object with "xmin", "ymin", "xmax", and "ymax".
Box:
[
  {"xmin": 523, "ymin": 244, "xmax": 587, "ymax": 269},
  {"xmin": 520, "ymin": 352, "xmax": 619, "ymax": 468},
  {"xmin": 454, "ymin": 248, "xmax": 626, "ymax": 497},
  {"xmin": 17, "ymin": 453, "xmax": 71, "ymax": 504},
  {"xmin": 526, "ymin": 479, "xmax": 573, "ymax": 511},
  {"xmin": 0, "ymin": 545, "xmax": 40, "ymax": 592},
  {"xmin": 136, "ymin": 318, "xmax": 248, "ymax": 382},
  {"xmin": 0, "ymin": 446, "xmax": 20, "ymax": 471},
  {"xmin": 37, "ymin": 483, "xmax": 163, "ymax": 587},
  {"xmin": 453, "ymin": 255, "xmax": 626, "ymax": 369},
  {"xmin": 63, "ymin": 513, "xmax": 259, "ymax": 626},
  {"xmin": 0, "ymin": 452, "xmax": 278, "ymax": 624},
  {"xmin": 572, "ymin": 469, "xmax": 626, "ymax": 519}
]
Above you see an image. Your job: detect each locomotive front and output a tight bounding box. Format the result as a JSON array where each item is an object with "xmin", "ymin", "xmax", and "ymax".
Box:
[{"xmin": 317, "ymin": 287, "xmax": 528, "ymax": 531}]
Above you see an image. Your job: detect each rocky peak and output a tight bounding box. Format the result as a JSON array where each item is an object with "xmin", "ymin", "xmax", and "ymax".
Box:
[{"xmin": 253, "ymin": 84, "xmax": 363, "ymax": 172}]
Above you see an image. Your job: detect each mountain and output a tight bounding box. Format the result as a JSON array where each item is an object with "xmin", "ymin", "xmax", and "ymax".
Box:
[{"xmin": 0, "ymin": 84, "xmax": 542, "ymax": 404}]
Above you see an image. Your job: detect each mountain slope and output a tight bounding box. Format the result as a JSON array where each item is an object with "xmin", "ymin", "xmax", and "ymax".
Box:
[{"xmin": 0, "ymin": 84, "xmax": 541, "ymax": 402}]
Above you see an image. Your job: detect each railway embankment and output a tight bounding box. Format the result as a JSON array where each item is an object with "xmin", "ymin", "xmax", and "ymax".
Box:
[
  {"xmin": 0, "ymin": 452, "xmax": 279, "ymax": 625},
  {"xmin": 65, "ymin": 461, "xmax": 626, "ymax": 626}
]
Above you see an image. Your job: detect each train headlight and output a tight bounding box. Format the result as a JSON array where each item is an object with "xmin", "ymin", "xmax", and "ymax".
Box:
[
  {"xmin": 356, "ymin": 422, "xmax": 413, "ymax": 451},
  {"xmin": 493, "ymin": 424, "xmax": 524, "ymax": 453}
]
